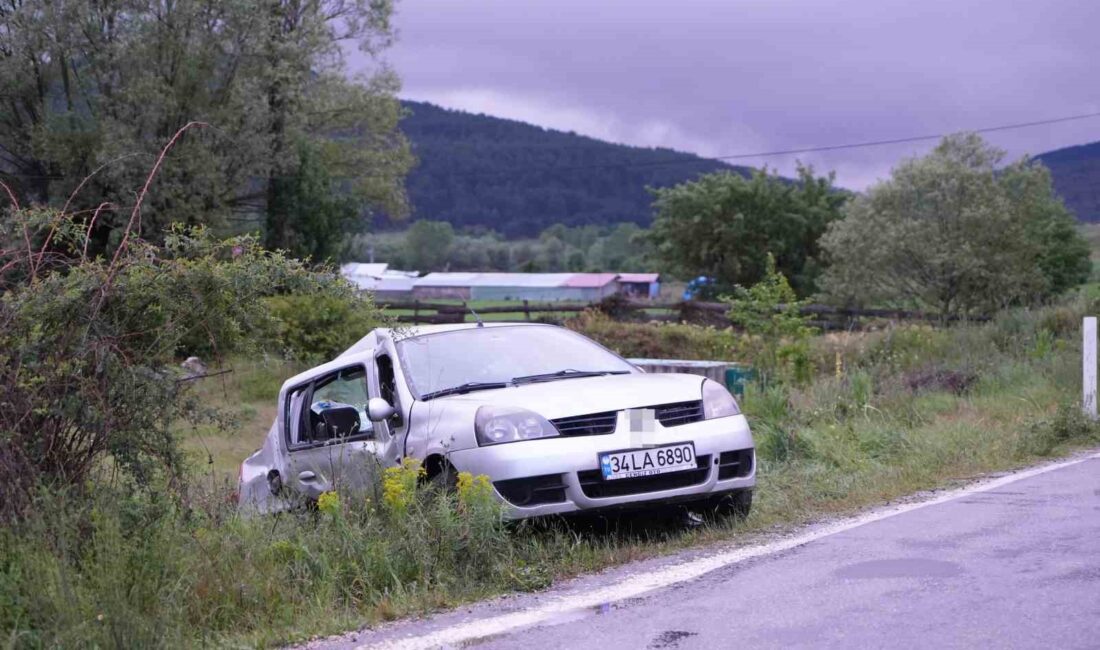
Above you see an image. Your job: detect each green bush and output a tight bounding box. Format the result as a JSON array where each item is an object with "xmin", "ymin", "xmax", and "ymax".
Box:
[
  {"xmin": 264, "ymin": 293, "xmax": 387, "ymax": 362},
  {"xmin": 0, "ymin": 218, "xmax": 367, "ymax": 520},
  {"xmin": 566, "ymin": 310, "xmax": 750, "ymax": 361}
]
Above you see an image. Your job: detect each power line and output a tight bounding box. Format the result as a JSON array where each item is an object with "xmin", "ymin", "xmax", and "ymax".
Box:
[{"xmin": 704, "ymin": 110, "xmax": 1100, "ymax": 162}]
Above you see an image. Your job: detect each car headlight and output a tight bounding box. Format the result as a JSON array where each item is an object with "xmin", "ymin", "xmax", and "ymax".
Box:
[
  {"xmin": 475, "ymin": 406, "xmax": 560, "ymax": 446},
  {"xmin": 702, "ymin": 379, "xmax": 741, "ymax": 419}
]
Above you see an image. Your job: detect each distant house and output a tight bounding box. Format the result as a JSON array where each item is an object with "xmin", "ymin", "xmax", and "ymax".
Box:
[
  {"xmin": 618, "ymin": 273, "xmax": 661, "ymax": 299},
  {"xmin": 411, "ymin": 272, "xmax": 620, "ymax": 302}
]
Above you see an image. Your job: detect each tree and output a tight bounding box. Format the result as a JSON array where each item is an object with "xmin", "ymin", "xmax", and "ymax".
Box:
[
  {"xmin": 264, "ymin": 141, "xmax": 360, "ymax": 262},
  {"xmin": 404, "ymin": 220, "xmax": 455, "ymax": 271},
  {"xmin": 819, "ymin": 134, "xmax": 1090, "ymax": 317},
  {"xmin": 649, "ymin": 164, "xmax": 847, "ymax": 296},
  {"xmin": 726, "ymin": 255, "xmax": 814, "ymax": 385},
  {"xmin": 0, "ymin": 0, "xmax": 411, "ymax": 257},
  {"xmin": 998, "ymin": 160, "xmax": 1092, "ymax": 296}
]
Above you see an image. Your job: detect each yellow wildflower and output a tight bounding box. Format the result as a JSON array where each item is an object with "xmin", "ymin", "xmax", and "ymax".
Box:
[
  {"xmin": 382, "ymin": 457, "xmax": 423, "ymax": 513},
  {"xmin": 317, "ymin": 490, "xmax": 340, "ymax": 517},
  {"xmin": 457, "ymin": 472, "xmax": 494, "ymax": 510}
]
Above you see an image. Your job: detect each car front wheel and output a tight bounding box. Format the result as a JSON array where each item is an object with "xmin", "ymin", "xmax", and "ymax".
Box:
[{"xmin": 694, "ymin": 489, "xmax": 752, "ymax": 520}]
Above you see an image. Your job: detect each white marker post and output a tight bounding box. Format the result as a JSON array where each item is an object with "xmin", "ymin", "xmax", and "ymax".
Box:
[{"xmin": 1084, "ymin": 317, "xmax": 1097, "ymax": 420}]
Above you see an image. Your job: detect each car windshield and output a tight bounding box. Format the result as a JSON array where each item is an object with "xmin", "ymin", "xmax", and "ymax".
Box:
[{"xmin": 395, "ymin": 325, "xmax": 635, "ymax": 399}]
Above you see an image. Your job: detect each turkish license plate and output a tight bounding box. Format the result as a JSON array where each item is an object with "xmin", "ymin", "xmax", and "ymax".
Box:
[{"xmin": 599, "ymin": 443, "xmax": 696, "ymax": 480}]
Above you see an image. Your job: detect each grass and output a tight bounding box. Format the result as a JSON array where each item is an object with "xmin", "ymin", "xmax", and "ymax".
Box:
[
  {"xmin": 5, "ymin": 295, "xmax": 1100, "ymax": 648},
  {"xmin": 179, "ymin": 357, "xmax": 306, "ymax": 481}
]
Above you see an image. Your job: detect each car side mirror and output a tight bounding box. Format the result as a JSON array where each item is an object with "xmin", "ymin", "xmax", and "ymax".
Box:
[{"xmin": 367, "ymin": 397, "xmax": 396, "ymax": 422}]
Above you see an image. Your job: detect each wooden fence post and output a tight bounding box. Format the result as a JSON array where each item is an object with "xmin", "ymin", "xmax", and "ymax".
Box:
[{"xmin": 523, "ymin": 299, "xmax": 531, "ymax": 321}]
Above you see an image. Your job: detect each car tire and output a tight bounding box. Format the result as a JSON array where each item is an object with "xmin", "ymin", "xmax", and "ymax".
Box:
[
  {"xmin": 696, "ymin": 489, "xmax": 752, "ymax": 520},
  {"xmin": 428, "ymin": 460, "xmax": 458, "ymax": 493}
]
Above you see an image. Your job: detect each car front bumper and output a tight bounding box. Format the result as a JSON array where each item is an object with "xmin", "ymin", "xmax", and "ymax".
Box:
[{"xmin": 448, "ymin": 412, "xmax": 755, "ymax": 518}]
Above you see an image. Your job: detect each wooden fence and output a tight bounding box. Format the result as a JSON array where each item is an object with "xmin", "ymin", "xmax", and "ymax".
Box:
[{"xmin": 376, "ymin": 299, "xmax": 989, "ymax": 330}]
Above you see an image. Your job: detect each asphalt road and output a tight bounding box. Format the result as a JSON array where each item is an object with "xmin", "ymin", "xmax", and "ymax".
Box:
[
  {"xmin": 473, "ymin": 454, "xmax": 1100, "ymax": 650},
  {"xmin": 309, "ymin": 453, "xmax": 1100, "ymax": 650}
]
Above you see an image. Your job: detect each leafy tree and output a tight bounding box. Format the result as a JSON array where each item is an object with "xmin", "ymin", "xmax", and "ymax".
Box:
[
  {"xmin": 264, "ymin": 141, "xmax": 360, "ymax": 262},
  {"xmin": 819, "ymin": 134, "xmax": 1090, "ymax": 317},
  {"xmin": 649, "ymin": 164, "xmax": 847, "ymax": 296},
  {"xmin": 588, "ymin": 222, "xmax": 653, "ymax": 271},
  {"xmin": 725, "ymin": 255, "xmax": 814, "ymax": 384},
  {"xmin": 998, "ymin": 161, "xmax": 1092, "ymax": 296},
  {"xmin": 404, "ymin": 220, "xmax": 455, "ymax": 271},
  {"xmin": 0, "ymin": 0, "xmax": 411, "ymax": 256}
]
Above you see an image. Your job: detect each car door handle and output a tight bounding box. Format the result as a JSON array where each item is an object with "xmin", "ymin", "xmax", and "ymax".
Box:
[{"xmin": 298, "ymin": 470, "xmax": 317, "ymax": 482}]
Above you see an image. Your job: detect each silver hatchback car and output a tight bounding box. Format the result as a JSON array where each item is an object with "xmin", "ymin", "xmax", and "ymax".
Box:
[{"xmin": 238, "ymin": 323, "xmax": 755, "ymax": 518}]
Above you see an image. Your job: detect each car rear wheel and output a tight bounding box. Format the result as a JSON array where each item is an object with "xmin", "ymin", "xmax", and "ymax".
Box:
[{"xmin": 267, "ymin": 470, "xmax": 284, "ymax": 497}]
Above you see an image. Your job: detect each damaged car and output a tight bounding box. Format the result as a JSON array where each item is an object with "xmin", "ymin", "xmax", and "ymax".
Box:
[{"xmin": 238, "ymin": 322, "xmax": 755, "ymax": 519}]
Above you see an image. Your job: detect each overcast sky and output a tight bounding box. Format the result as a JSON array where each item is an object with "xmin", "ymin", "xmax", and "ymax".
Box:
[{"xmin": 350, "ymin": 0, "xmax": 1100, "ymax": 190}]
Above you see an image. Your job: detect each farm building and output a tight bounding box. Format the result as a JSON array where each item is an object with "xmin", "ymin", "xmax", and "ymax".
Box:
[
  {"xmin": 340, "ymin": 263, "xmax": 419, "ymax": 300},
  {"xmin": 411, "ymin": 272, "xmax": 621, "ymax": 302},
  {"xmin": 341, "ymin": 266, "xmax": 662, "ymax": 302},
  {"xmin": 618, "ymin": 273, "xmax": 661, "ymax": 299}
]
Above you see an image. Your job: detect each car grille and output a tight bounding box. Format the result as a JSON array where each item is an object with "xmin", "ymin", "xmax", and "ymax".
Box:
[
  {"xmin": 654, "ymin": 400, "xmax": 705, "ymax": 427},
  {"xmin": 494, "ymin": 474, "xmax": 568, "ymax": 507},
  {"xmin": 551, "ymin": 411, "xmax": 618, "ymax": 436},
  {"xmin": 577, "ymin": 455, "xmax": 712, "ymax": 498},
  {"xmin": 718, "ymin": 449, "xmax": 754, "ymax": 480}
]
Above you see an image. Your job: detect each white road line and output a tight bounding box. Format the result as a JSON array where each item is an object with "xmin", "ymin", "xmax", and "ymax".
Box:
[{"xmin": 363, "ymin": 451, "xmax": 1100, "ymax": 650}]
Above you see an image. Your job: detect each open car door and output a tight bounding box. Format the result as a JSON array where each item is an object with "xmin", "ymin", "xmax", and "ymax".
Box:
[{"xmin": 283, "ymin": 363, "xmax": 397, "ymax": 500}]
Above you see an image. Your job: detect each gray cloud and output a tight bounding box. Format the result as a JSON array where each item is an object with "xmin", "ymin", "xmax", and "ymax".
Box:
[{"xmin": 350, "ymin": 0, "xmax": 1100, "ymax": 189}]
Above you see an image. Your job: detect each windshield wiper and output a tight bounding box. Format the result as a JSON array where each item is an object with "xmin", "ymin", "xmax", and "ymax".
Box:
[
  {"xmin": 512, "ymin": 369, "xmax": 630, "ymax": 385},
  {"xmin": 421, "ymin": 381, "xmax": 510, "ymax": 401}
]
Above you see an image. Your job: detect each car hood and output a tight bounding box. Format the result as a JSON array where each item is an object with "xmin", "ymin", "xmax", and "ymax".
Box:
[{"xmin": 434, "ymin": 372, "xmax": 706, "ymax": 419}]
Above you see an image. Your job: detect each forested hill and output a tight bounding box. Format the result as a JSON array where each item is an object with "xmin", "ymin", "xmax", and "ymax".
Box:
[
  {"xmin": 1036, "ymin": 141, "xmax": 1100, "ymax": 222},
  {"xmin": 396, "ymin": 100, "xmax": 755, "ymax": 237}
]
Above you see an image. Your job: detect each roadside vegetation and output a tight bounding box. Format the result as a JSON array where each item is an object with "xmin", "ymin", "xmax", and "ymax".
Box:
[{"xmin": 4, "ymin": 276, "xmax": 1098, "ymax": 646}]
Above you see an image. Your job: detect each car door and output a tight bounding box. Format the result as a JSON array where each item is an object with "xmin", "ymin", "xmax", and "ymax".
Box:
[
  {"xmin": 373, "ymin": 348, "xmax": 409, "ymax": 464},
  {"xmin": 284, "ymin": 363, "xmax": 390, "ymax": 499}
]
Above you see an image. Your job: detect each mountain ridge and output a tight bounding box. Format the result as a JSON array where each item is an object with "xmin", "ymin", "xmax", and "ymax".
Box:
[
  {"xmin": 395, "ymin": 100, "xmax": 757, "ymax": 236},
  {"xmin": 396, "ymin": 100, "xmax": 1100, "ymax": 231},
  {"xmin": 1035, "ymin": 141, "xmax": 1100, "ymax": 222}
]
